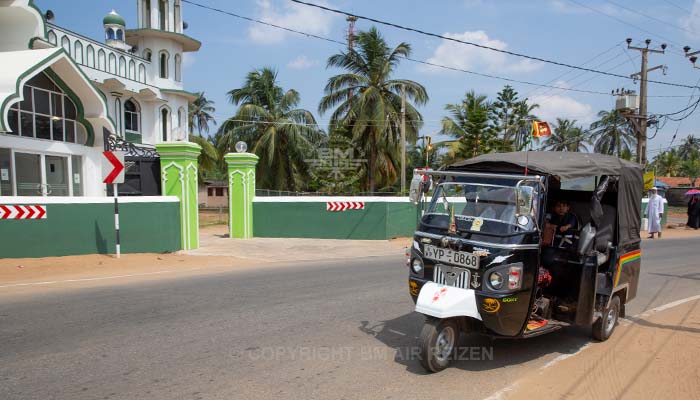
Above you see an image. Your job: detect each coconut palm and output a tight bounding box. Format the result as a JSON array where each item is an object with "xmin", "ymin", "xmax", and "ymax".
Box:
[
  {"xmin": 217, "ymin": 67, "xmax": 323, "ymax": 191},
  {"xmin": 589, "ymin": 109, "xmax": 636, "ymax": 157},
  {"xmin": 188, "ymin": 92, "xmax": 216, "ymax": 135},
  {"xmin": 318, "ymin": 27, "xmax": 429, "ymax": 192},
  {"xmin": 188, "ymin": 133, "xmax": 221, "ymax": 182},
  {"xmin": 441, "ymin": 91, "xmax": 496, "ymax": 160},
  {"xmin": 511, "ymin": 100, "xmax": 539, "ymax": 151},
  {"xmin": 681, "ymin": 149, "xmax": 700, "ymax": 187},
  {"xmin": 654, "ymin": 149, "xmax": 682, "ymax": 176},
  {"xmin": 541, "ymin": 118, "xmax": 590, "ymax": 152},
  {"xmin": 679, "ymin": 135, "xmax": 700, "ymax": 158}
]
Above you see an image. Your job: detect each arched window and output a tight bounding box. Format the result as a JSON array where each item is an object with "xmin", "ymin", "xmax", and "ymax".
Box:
[
  {"xmin": 174, "ymin": 54, "xmax": 182, "ymax": 82},
  {"xmin": 178, "ymin": 107, "xmax": 184, "ymax": 127},
  {"xmin": 7, "ymin": 71, "xmax": 86, "ymax": 144},
  {"xmin": 159, "ymin": 0, "xmax": 169, "ymax": 30},
  {"xmin": 159, "ymin": 51, "xmax": 169, "ymax": 79},
  {"xmin": 116, "ymin": 29, "xmax": 124, "ymax": 41},
  {"xmin": 138, "ymin": 63, "xmax": 147, "ymax": 83},
  {"xmin": 108, "ymin": 53, "xmax": 116, "ymax": 74},
  {"xmin": 143, "ymin": 0, "xmax": 152, "ymax": 28},
  {"xmin": 86, "ymin": 45, "xmax": 95, "ymax": 68},
  {"xmin": 143, "ymin": 48, "xmax": 152, "ymax": 62},
  {"xmin": 47, "ymin": 30, "xmax": 57, "ymax": 45},
  {"xmin": 129, "ymin": 60, "xmax": 136, "ymax": 80},
  {"xmin": 106, "ymin": 28, "xmax": 115, "ymax": 40},
  {"xmin": 119, "ymin": 56, "xmax": 127, "ymax": 77},
  {"xmin": 114, "ymin": 98, "xmax": 122, "ymax": 136},
  {"xmin": 98, "ymin": 49, "xmax": 106, "ymax": 70},
  {"xmin": 174, "ymin": 0, "xmax": 182, "ymax": 32},
  {"xmin": 161, "ymin": 107, "xmax": 170, "ymax": 141},
  {"xmin": 124, "ymin": 99, "xmax": 140, "ymax": 134},
  {"xmin": 61, "ymin": 36, "xmax": 71, "ymax": 55},
  {"xmin": 73, "ymin": 41, "xmax": 83, "ymax": 64}
]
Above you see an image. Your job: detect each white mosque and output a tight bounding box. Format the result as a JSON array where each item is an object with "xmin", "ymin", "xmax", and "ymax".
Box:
[{"xmin": 0, "ymin": 0, "xmax": 201, "ymax": 197}]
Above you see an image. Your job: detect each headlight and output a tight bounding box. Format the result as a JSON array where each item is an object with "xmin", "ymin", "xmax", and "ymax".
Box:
[
  {"xmin": 489, "ymin": 272, "xmax": 504, "ymax": 289},
  {"xmin": 411, "ymin": 258, "xmax": 424, "ymax": 274}
]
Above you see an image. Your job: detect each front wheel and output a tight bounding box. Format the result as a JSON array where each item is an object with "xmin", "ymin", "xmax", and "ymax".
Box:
[
  {"xmin": 418, "ymin": 317, "xmax": 459, "ymax": 373},
  {"xmin": 592, "ymin": 295, "xmax": 620, "ymax": 341}
]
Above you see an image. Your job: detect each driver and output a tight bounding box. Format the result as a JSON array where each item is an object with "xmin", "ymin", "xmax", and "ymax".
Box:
[{"xmin": 545, "ymin": 200, "xmax": 579, "ymax": 249}]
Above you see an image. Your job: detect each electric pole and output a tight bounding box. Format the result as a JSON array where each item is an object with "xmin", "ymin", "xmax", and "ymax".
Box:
[
  {"xmin": 625, "ymin": 38, "xmax": 666, "ymax": 165},
  {"xmin": 401, "ymin": 84, "xmax": 406, "ymax": 194}
]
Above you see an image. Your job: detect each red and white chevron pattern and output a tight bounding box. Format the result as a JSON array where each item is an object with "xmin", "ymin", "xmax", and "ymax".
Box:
[
  {"xmin": 0, "ymin": 205, "xmax": 47, "ymax": 220},
  {"xmin": 326, "ymin": 201, "xmax": 365, "ymax": 212}
]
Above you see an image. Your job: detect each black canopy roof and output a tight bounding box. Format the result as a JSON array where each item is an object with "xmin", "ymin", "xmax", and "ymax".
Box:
[
  {"xmin": 447, "ymin": 151, "xmax": 641, "ymax": 180},
  {"xmin": 448, "ymin": 151, "xmax": 644, "ymax": 248}
]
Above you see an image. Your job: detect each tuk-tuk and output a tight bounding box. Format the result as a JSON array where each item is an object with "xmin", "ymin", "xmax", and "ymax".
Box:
[{"xmin": 407, "ymin": 152, "xmax": 643, "ymax": 372}]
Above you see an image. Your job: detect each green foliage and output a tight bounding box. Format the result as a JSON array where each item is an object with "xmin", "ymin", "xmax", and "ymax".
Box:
[
  {"xmin": 541, "ymin": 118, "xmax": 590, "ymax": 152},
  {"xmin": 681, "ymin": 149, "xmax": 700, "ymax": 187},
  {"xmin": 440, "ymin": 91, "xmax": 497, "ymax": 161},
  {"xmin": 589, "ymin": 109, "xmax": 636, "ymax": 157},
  {"xmin": 318, "ymin": 27, "xmax": 428, "ymax": 192},
  {"xmin": 188, "ymin": 92, "xmax": 216, "ymax": 135},
  {"xmin": 217, "ymin": 67, "xmax": 324, "ymax": 191}
]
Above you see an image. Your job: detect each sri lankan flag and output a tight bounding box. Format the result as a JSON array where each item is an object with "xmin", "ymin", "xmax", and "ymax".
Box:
[{"xmin": 532, "ymin": 121, "xmax": 552, "ymax": 138}]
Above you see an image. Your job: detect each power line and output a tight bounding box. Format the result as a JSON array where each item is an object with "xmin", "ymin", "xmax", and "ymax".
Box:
[
  {"xmin": 181, "ymin": 0, "xmax": 616, "ymax": 96},
  {"xmin": 662, "ymin": 0, "xmax": 693, "ymax": 14},
  {"xmin": 565, "ymin": 0, "xmax": 687, "ymax": 53},
  {"xmin": 290, "ymin": 0, "xmax": 698, "ymax": 89},
  {"xmin": 604, "ymin": 0, "xmax": 697, "ymax": 36}
]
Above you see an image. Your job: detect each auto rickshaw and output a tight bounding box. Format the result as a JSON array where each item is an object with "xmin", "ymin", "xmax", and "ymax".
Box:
[{"xmin": 407, "ymin": 152, "xmax": 643, "ymax": 372}]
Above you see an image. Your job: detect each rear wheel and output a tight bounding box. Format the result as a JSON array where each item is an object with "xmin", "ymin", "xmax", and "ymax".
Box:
[
  {"xmin": 592, "ymin": 295, "xmax": 620, "ymax": 341},
  {"xmin": 419, "ymin": 317, "xmax": 458, "ymax": 373}
]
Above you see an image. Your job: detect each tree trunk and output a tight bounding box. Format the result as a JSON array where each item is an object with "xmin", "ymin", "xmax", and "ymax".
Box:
[{"xmin": 369, "ymin": 133, "xmax": 376, "ymax": 193}]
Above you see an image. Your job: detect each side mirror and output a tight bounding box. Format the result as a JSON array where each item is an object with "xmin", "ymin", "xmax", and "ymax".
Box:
[{"xmin": 409, "ymin": 175, "xmax": 424, "ymax": 205}]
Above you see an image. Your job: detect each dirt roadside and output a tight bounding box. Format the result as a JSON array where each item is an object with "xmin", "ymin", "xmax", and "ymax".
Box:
[
  {"xmin": 501, "ymin": 298, "xmax": 700, "ymax": 400},
  {"xmin": 0, "ymin": 226, "xmax": 409, "ymax": 296}
]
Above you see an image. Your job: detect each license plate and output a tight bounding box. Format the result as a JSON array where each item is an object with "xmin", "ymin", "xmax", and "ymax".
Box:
[{"xmin": 423, "ymin": 244, "xmax": 479, "ymax": 269}]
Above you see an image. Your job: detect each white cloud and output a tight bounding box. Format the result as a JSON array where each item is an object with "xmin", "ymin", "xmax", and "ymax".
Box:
[
  {"xmin": 529, "ymin": 94, "xmax": 595, "ymax": 125},
  {"xmin": 421, "ymin": 31, "xmax": 543, "ymax": 74},
  {"xmin": 248, "ymin": 0, "xmax": 336, "ymax": 45},
  {"xmin": 680, "ymin": 0, "xmax": 700, "ymax": 39},
  {"xmin": 287, "ymin": 55, "xmax": 318, "ymax": 69}
]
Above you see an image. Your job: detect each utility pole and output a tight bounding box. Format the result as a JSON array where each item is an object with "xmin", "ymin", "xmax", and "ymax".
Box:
[
  {"xmin": 625, "ymin": 38, "xmax": 666, "ymax": 165},
  {"xmin": 401, "ymin": 84, "xmax": 406, "ymax": 194},
  {"xmin": 346, "ymin": 16, "xmax": 358, "ymax": 106}
]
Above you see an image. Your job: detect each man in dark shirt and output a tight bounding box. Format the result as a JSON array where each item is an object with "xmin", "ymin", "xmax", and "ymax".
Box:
[{"xmin": 546, "ymin": 200, "xmax": 579, "ymax": 249}]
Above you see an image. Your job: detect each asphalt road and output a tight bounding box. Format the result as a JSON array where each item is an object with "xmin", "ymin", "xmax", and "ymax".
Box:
[{"xmin": 1, "ymin": 238, "xmax": 699, "ymax": 400}]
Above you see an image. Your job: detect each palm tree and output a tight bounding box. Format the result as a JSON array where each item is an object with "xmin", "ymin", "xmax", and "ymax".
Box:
[
  {"xmin": 441, "ymin": 91, "xmax": 496, "ymax": 159},
  {"xmin": 654, "ymin": 149, "xmax": 682, "ymax": 176},
  {"xmin": 188, "ymin": 92, "xmax": 216, "ymax": 135},
  {"xmin": 512, "ymin": 100, "xmax": 539, "ymax": 151},
  {"xmin": 679, "ymin": 135, "xmax": 700, "ymax": 158},
  {"xmin": 188, "ymin": 133, "xmax": 221, "ymax": 182},
  {"xmin": 589, "ymin": 109, "xmax": 636, "ymax": 157},
  {"xmin": 681, "ymin": 149, "xmax": 700, "ymax": 187},
  {"xmin": 217, "ymin": 67, "xmax": 323, "ymax": 191},
  {"xmin": 541, "ymin": 118, "xmax": 590, "ymax": 152},
  {"xmin": 318, "ymin": 27, "xmax": 429, "ymax": 192}
]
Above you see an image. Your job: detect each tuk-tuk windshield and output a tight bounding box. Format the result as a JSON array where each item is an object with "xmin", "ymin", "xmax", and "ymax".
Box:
[{"xmin": 424, "ymin": 181, "xmax": 537, "ymax": 235}]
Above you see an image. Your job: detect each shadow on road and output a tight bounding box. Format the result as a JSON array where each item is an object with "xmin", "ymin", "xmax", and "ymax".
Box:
[{"xmin": 359, "ymin": 312, "xmax": 592, "ymax": 375}]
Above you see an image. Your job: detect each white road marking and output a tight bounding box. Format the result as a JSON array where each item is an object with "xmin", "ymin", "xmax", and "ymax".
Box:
[
  {"xmin": 0, "ymin": 268, "xmax": 204, "ymax": 289},
  {"xmin": 481, "ymin": 293, "xmax": 700, "ymax": 400}
]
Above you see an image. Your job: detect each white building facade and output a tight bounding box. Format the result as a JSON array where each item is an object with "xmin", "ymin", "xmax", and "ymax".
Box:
[{"xmin": 0, "ymin": 0, "xmax": 200, "ymax": 197}]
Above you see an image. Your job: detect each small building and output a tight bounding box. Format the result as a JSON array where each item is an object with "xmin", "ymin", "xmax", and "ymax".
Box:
[
  {"xmin": 0, "ymin": 0, "xmax": 201, "ymax": 198},
  {"xmin": 198, "ymin": 180, "xmax": 228, "ymax": 208}
]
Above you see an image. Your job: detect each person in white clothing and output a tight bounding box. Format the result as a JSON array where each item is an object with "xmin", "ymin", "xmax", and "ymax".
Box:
[{"xmin": 646, "ymin": 187, "xmax": 664, "ymax": 239}]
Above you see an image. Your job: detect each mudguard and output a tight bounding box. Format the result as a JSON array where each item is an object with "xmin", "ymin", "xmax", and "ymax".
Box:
[{"xmin": 415, "ymin": 282, "xmax": 482, "ymax": 320}]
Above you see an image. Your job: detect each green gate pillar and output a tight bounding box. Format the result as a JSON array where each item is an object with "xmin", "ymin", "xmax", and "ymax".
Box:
[
  {"xmin": 156, "ymin": 142, "xmax": 202, "ymax": 250},
  {"xmin": 224, "ymin": 152, "xmax": 258, "ymax": 239}
]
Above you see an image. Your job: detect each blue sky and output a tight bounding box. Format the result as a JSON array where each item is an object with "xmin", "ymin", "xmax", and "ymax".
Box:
[{"xmin": 37, "ymin": 0, "xmax": 700, "ymax": 157}]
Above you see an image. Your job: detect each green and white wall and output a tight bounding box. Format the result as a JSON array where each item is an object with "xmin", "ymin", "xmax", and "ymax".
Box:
[
  {"xmin": 0, "ymin": 196, "xmax": 181, "ymax": 258},
  {"xmin": 253, "ymin": 197, "xmax": 419, "ymax": 240}
]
